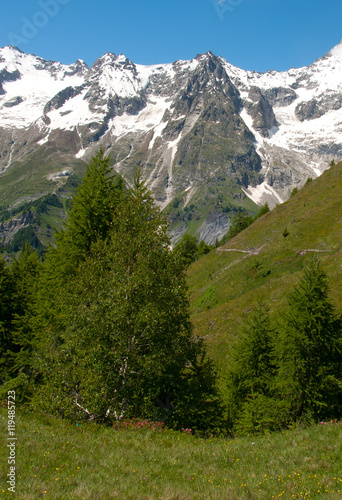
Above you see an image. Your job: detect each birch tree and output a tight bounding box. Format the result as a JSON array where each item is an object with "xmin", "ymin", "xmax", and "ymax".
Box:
[{"xmin": 35, "ymin": 172, "xmax": 222, "ymax": 429}]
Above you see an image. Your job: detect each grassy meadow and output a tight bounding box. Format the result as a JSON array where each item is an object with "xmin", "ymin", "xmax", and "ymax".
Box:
[{"xmin": 1, "ymin": 408, "xmax": 342, "ymax": 499}]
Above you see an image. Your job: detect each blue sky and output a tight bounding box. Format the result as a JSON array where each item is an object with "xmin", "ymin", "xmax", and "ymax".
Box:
[{"xmin": 1, "ymin": 0, "xmax": 341, "ymax": 72}]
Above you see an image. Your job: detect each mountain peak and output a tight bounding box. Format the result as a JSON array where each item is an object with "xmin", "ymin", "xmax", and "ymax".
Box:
[
  {"xmin": 0, "ymin": 46, "xmax": 23, "ymax": 65},
  {"xmin": 65, "ymin": 58, "xmax": 89, "ymax": 77},
  {"xmin": 328, "ymin": 39, "xmax": 342, "ymax": 59},
  {"xmin": 195, "ymin": 51, "xmax": 215, "ymax": 61},
  {"xmin": 5, "ymin": 45, "xmax": 24, "ymax": 54},
  {"xmin": 90, "ymin": 52, "xmax": 136, "ymax": 73}
]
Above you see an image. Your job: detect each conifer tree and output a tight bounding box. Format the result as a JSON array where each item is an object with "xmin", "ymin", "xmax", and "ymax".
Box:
[
  {"xmin": 197, "ymin": 240, "xmax": 212, "ymax": 258},
  {"xmin": 173, "ymin": 233, "xmax": 199, "ymax": 267},
  {"xmin": 33, "ymin": 150, "xmax": 125, "ymax": 375},
  {"xmin": 254, "ymin": 202, "xmax": 270, "ymax": 220},
  {"xmin": 9, "ymin": 245, "xmax": 42, "ymax": 374},
  {"xmin": 0, "ymin": 257, "xmax": 16, "ymax": 382},
  {"xmin": 227, "ymin": 302, "xmax": 279, "ymax": 433},
  {"xmin": 275, "ymin": 258, "xmax": 342, "ymax": 422},
  {"xmin": 0, "ymin": 245, "xmax": 42, "ymax": 400},
  {"xmin": 0, "ymin": 244, "xmax": 42, "ymax": 400},
  {"xmin": 45, "ymin": 148, "xmax": 124, "ymax": 280},
  {"xmin": 227, "ymin": 210, "xmax": 253, "ymax": 240}
]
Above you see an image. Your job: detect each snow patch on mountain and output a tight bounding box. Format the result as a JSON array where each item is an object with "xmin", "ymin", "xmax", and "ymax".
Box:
[
  {"xmin": 109, "ymin": 96, "xmax": 171, "ymax": 140},
  {"xmin": 47, "ymin": 89, "xmax": 97, "ymax": 130},
  {"xmin": 327, "ymin": 39, "xmax": 342, "ymax": 58},
  {"xmin": 0, "ymin": 46, "xmax": 86, "ymax": 128},
  {"xmin": 239, "ymin": 107, "xmax": 265, "ymax": 152},
  {"xmin": 242, "ymin": 178, "xmax": 284, "ymax": 206}
]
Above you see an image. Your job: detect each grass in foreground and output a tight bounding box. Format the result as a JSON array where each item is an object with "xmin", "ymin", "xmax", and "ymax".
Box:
[{"xmin": 1, "ymin": 409, "xmax": 342, "ymax": 499}]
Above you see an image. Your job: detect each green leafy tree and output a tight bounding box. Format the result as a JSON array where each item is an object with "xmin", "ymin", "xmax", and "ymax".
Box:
[
  {"xmin": 254, "ymin": 203, "xmax": 270, "ymax": 220},
  {"xmin": 197, "ymin": 240, "xmax": 212, "ymax": 258},
  {"xmin": 275, "ymin": 259, "xmax": 342, "ymax": 423},
  {"xmin": 227, "ymin": 210, "xmax": 253, "ymax": 240},
  {"xmin": 10, "ymin": 247, "xmax": 42, "ymax": 367},
  {"xmin": 290, "ymin": 187, "xmax": 299, "ymax": 198},
  {"xmin": 33, "ymin": 150, "xmax": 125, "ymax": 383},
  {"xmin": 172, "ymin": 345, "xmax": 224, "ymax": 433},
  {"xmin": 35, "ymin": 174, "xmax": 222, "ymax": 430}
]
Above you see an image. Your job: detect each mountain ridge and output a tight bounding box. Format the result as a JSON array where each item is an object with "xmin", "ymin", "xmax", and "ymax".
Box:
[{"xmin": 0, "ymin": 41, "xmax": 341, "ymax": 246}]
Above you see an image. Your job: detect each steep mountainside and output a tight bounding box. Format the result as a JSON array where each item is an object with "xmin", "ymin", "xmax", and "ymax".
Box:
[
  {"xmin": 187, "ymin": 161, "xmax": 342, "ymax": 372},
  {"xmin": 0, "ymin": 42, "xmax": 341, "ymax": 246}
]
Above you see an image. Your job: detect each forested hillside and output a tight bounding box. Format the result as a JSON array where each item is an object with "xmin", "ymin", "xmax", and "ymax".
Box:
[
  {"xmin": 188, "ymin": 160, "xmax": 342, "ymax": 431},
  {"xmin": 1, "ymin": 154, "xmax": 342, "ymax": 435}
]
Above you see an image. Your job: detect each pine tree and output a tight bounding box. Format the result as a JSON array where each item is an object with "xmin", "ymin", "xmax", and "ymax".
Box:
[
  {"xmin": 33, "ymin": 149, "xmax": 125, "ymax": 382},
  {"xmin": 0, "ymin": 257, "xmax": 16, "ymax": 382},
  {"xmin": 227, "ymin": 210, "xmax": 253, "ymax": 240},
  {"xmin": 275, "ymin": 258, "xmax": 342, "ymax": 422},
  {"xmin": 173, "ymin": 233, "xmax": 199, "ymax": 267},
  {"xmin": 9, "ymin": 245, "xmax": 42, "ymax": 373},
  {"xmin": 45, "ymin": 148, "xmax": 124, "ymax": 280},
  {"xmin": 227, "ymin": 302, "xmax": 279, "ymax": 433},
  {"xmin": 0, "ymin": 244, "xmax": 42, "ymax": 401},
  {"xmin": 197, "ymin": 240, "xmax": 212, "ymax": 258},
  {"xmin": 254, "ymin": 203, "xmax": 270, "ymax": 220}
]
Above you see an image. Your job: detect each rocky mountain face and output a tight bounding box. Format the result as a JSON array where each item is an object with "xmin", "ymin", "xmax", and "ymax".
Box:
[{"xmin": 0, "ymin": 42, "xmax": 341, "ymax": 245}]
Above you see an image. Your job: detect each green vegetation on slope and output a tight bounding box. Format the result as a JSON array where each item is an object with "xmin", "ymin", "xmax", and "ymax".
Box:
[
  {"xmin": 188, "ymin": 162, "xmax": 342, "ymax": 365},
  {"xmin": 187, "ymin": 161, "xmax": 342, "ymax": 425},
  {"xmin": 1, "ymin": 151, "xmax": 222, "ymax": 433},
  {"xmin": 226, "ymin": 260, "xmax": 342, "ymax": 434}
]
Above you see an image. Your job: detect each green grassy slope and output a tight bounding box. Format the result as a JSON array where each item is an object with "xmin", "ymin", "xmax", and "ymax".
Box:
[
  {"xmin": 0, "ymin": 149, "xmax": 87, "ymax": 209},
  {"xmin": 187, "ymin": 162, "xmax": 342, "ymax": 372},
  {"xmin": 1, "ymin": 408, "xmax": 341, "ymax": 499}
]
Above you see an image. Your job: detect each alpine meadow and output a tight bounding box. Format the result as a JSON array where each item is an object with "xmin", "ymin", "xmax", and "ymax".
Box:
[
  {"xmin": 1, "ymin": 36, "xmax": 342, "ymax": 498},
  {"xmin": 1, "ymin": 153, "xmax": 342, "ymax": 498}
]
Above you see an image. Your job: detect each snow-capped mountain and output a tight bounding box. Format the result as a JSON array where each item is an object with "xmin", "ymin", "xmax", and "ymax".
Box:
[{"xmin": 0, "ymin": 42, "xmax": 341, "ymax": 243}]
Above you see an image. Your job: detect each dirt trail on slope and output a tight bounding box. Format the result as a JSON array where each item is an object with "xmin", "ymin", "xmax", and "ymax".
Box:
[
  {"xmin": 295, "ymin": 249, "xmax": 330, "ymax": 253},
  {"xmin": 216, "ymin": 244, "xmax": 267, "ymax": 256},
  {"xmin": 216, "ymin": 245, "xmax": 330, "ymax": 256},
  {"xmin": 202, "ymin": 246, "xmax": 331, "ymax": 291}
]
